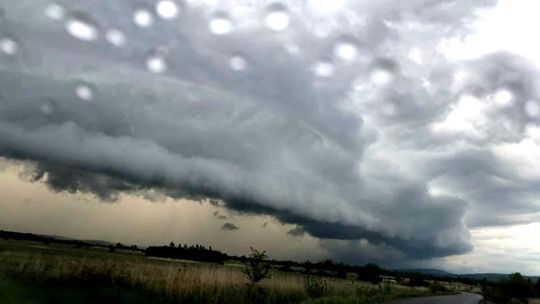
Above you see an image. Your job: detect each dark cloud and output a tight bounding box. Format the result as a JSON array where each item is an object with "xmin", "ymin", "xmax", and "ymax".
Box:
[
  {"xmin": 287, "ymin": 226, "xmax": 306, "ymax": 238},
  {"xmin": 221, "ymin": 223, "xmax": 239, "ymax": 231},
  {"xmin": 213, "ymin": 210, "xmax": 228, "ymax": 220},
  {"xmin": 3, "ymin": 0, "xmax": 538, "ymax": 265}
]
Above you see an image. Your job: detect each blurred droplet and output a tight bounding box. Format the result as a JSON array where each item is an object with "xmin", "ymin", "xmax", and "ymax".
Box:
[
  {"xmin": 0, "ymin": 37, "xmax": 18, "ymax": 55},
  {"xmin": 66, "ymin": 14, "xmax": 99, "ymax": 41},
  {"xmin": 45, "ymin": 3, "xmax": 66, "ymax": 21},
  {"xmin": 370, "ymin": 69, "xmax": 393, "ymax": 85},
  {"xmin": 334, "ymin": 40, "xmax": 358, "ymax": 62},
  {"xmin": 75, "ymin": 83, "xmax": 94, "ymax": 101},
  {"xmin": 133, "ymin": 8, "xmax": 154, "ymax": 28},
  {"xmin": 106, "ymin": 29, "xmax": 126, "ymax": 47},
  {"xmin": 40, "ymin": 103, "xmax": 54, "ymax": 115},
  {"xmin": 209, "ymin": 13, "xmax": 233, "ymax": 35},
  {"xmin": 313, "ymin": 61, "xmax": 334, "ymax": 78},
  {"xmin": 156, "ymin": 0, "xmax": 179, "ymax": 20},
  {"xmin": 494, "ymin": 88, "xmax": 514, "ymax": 107},
  {"xmin": 146, "ymin": 51, "xmax": 167, "ymax": 74},
  {"xmin": 264, "ymin": 4, "xmax": 290, "ymax": 31},
  {"xmin": 229, "ymin": 55, "xmax": 247, "ymax": 71},
  {"xmin": 285, "ymin": 43, "xmax": 300, "ymax": 55},
  {"xmin": 408, "ymin": 47, "xmax": 423, "ymax": 64},
  {"xmin": 525, "ymin": 100, "xmax": 540, "ymax": 117}
]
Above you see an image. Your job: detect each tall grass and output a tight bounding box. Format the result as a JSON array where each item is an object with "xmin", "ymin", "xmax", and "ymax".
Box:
[{"xmin": 0, "ymin": 241, "xmax": 439, "ymax": 304}]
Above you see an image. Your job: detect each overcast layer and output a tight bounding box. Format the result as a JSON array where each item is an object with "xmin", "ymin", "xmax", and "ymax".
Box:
[{"xmin": 1, "ymin": 0, "xmax": 540, "ymax": 266}]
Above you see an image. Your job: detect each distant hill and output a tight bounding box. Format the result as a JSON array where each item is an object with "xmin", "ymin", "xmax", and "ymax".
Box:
[
  {"xmin": 395, "ymin": 268, "xmax": 456, "ymax": 277},
  {"xmin": 81, "ymin": 239, "xmax": 114, "ymax": 246},
  {"xmin": 395, "ymin": 268, "xmax": 539, "ymax": 282},
  {"xmin": 1, "ymin": 230, "xmax": 114, "ymax": 249}
]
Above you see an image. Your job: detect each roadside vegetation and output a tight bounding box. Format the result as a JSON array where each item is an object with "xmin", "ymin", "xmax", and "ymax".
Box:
[
  {"xmin": 482, "ymin": 273, "xmax": 540, "ymax": 304},
  {"xmin": 0, "ymin": 231, "xmax": 477, "ymax": 304}
]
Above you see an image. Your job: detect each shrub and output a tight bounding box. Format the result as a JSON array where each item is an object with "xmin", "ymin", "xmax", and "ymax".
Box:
[
  {"xmin": 429, "ymin": 282, "xmax": 449, "ymax": 294},
  {"xmin": 242, "ymin": 247, "xmax": 271, "ymax": 285},
  {"xmin": 482, "ymin": 273, "xmax": 534, "ymax": 304}
]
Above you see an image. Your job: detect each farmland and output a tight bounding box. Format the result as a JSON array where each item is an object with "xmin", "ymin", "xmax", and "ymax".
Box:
[{"xmin": 0, "ymin": 237, "xmax": 475, "ymax": 304}]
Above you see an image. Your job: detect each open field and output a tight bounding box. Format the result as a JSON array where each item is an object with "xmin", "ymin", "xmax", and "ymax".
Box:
[{"xmin": 0, "ymin": 239, "xmax": 467, "ymax": 304}]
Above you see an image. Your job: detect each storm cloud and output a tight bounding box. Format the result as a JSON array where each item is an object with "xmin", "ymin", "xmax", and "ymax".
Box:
[
  {"xmin": 1, "ymin": 0, "xmax": 539, "ymax": 264},
  {"xmin": 221, "ymin": 223, "xmax": 239, "ymax": 231}
]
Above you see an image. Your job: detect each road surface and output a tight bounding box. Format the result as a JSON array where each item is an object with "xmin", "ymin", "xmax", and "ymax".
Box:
[{"xmin": 388, "ymin": 293, "xmax": 483, "ymax": 304}]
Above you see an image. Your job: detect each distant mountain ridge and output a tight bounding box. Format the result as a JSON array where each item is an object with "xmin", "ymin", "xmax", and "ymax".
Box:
[{"xmin": 396, "ymin": 268, "xmax": 539, "ymax": 282}]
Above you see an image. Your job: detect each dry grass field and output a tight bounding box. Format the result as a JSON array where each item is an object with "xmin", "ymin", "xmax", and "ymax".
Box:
[{"xmin": 0, "ymin": 239, "xmax": 454, "ymax": 304}]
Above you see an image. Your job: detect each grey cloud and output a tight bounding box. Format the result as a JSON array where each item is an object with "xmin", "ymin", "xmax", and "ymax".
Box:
[
  {"xmin": 221, "ymin": 223, "xmax": 239, "ymax": 231},
  {"xmin": 1, "ymin": 0, "xmax": 532, "ymax": 265},
  {"xmin": 287, "ymin": 226, "xmax": 306, "ymax": 238},
  {"xmin": 213, "ymin": 210, "xmax": 228, "ymax": 220}
]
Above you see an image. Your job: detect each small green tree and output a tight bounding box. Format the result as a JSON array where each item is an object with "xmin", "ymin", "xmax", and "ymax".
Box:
[{"xmin": 243, "ymin": 247, "xmax": 271, "ymax": 285}]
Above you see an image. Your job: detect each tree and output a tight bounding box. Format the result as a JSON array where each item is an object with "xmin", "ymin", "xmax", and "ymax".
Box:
[
  {"xmin": 169, "ymin": 241, "xmax": 175, "ymax": 248},
  {"xmin": 358, "ymin": 263, "xmax": 383, "ymax": 284},
  {"xmin": 243, "ymin": 247, "xmax": 271, "ymax": 285}
]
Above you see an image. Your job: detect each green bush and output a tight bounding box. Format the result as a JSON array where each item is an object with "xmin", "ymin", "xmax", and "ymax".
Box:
[{"xmin": 429, "ymin": 282, "xmax": 449, "ymax": 294}]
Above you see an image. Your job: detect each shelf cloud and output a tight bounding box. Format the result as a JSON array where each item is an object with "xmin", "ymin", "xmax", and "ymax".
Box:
[{"xmin": 2, "ymin": 0, "xmax": 539, "ymax": 264}]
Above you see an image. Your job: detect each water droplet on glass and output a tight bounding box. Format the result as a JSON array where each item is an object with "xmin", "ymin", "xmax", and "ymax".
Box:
[
  {"xmin": 334, "ymin": 40, "xmax": 358, "ymax": 62},
  {"xmin": 370, "ymin": 69, "xmax": 393, "ymax": 85},
  {"xmin": 133, "ymin": 8, "xmax": 154, "ymax": 28},
  {"xmin": 145, "ymin": 50, "xmax": 167, "ymax": 74},
  {"xmin": 209, "ymin": 13, "xmax": 233, "ymax": 35},
  {"xmin": 75, "ymin": 83, "xmax": 94, "ymax": 101},
  {"xmin": 264, "ymin": 3, "xmax": 290, "ymax": 31},
  {"xmin": 408, "ymin": 47, "xmax": 423, "ymax": 64},
  {"xmin": 66, "ymin": 14, "xmax": 99, "ymax": 41},
  {"xmin": 156, "ymin": 0, "xmax": 179, "ymax": 20},
  {"xmin": 45, "ymin": 3, "xmax": 66, "ymax": 21},
  {"xmin": 313, "ymin": 61, "xmax": 334, "ymax": 78},
  {"xmin": 106, "ymin": 29, "xmax": 126, "ymax": 47},
  {"xmin": 40, "ymin": 103, "xmax": 54, "ymax": 115},
  {"xmin": 229, "ymin": 55, "xmax": 247, "ymax": 71},
  {"xmin": 0, "ymin": 37, "xmax": 18, "ymax": 55},
  {"xmin": 525, "ymin": 100, "xmax": 540, "ymax": 117},
  {"xmin": 285, "ymin": 43, "xmax": 300, "ymax": 55},
  {"xmin": 494, "ymin": 88, "xmax": 514, "ymax": 107}
]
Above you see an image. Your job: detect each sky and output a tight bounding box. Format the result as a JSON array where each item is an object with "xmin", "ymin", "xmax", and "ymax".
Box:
[{"xmin": 1, "ymin": 0, "xmax": 540, "ymax": 274}]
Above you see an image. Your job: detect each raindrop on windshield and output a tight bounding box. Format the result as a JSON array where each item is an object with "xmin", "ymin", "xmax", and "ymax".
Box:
[
  {"xmin": 106, "ymin": 29, "xmax": 127, "ymax": 47},
  {"xmin": 0, "ymin": 37, "xmax": 18, "ymax": 55},
  {"xmin": 156, "ymin": 0, "xmax": 180, "ymax": 20},
  {"xmin": 145, "ymin": 50, "xmax": 168, "ymax": 74},
  {"xmin": 264, "ymin": 3, "xmax": 290, "ymax": 31},
  {"xmin": 45, "ymin": 3, "xmax": 66, "ymax": 21},
  {"xmin": 334, "ymin": 39, "xmax": 358, "ymax": 62},
  {"xmin": 229, "ymin": 55, "xmax": 247, "ymax": 71},
  {"xmin": 65, "ymin": 14, "xmax": 100, "ymax": 41},
  {"xmin": 209, "ymin": 13, "xmax": 233, "ymax": 35},
  {"xmin": 313, "ymin": 61, "xmax": 334, "ymax": 78},
  {"xmin": 525, "ymin": 100, "xmax": 540, "ymax": 117},
  {"xmin": 133, "ymin": 8, "xmax": 154, "ymax": 28},
  {"xmin": 494, "ymin": 88, "xmax": 514, "ymax": 107},
  {"xmin": 370, "ymin": 69, "xmax": 393, "ymax": 85},
  {"xmin": 75, "ymin": 83, "xmax": 94, "ymax": 101}
]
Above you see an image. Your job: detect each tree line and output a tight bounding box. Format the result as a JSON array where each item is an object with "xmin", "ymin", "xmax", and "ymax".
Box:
[{"xmin": 145, "ymin": 242, "xmax": 228, "ymax": 264}]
